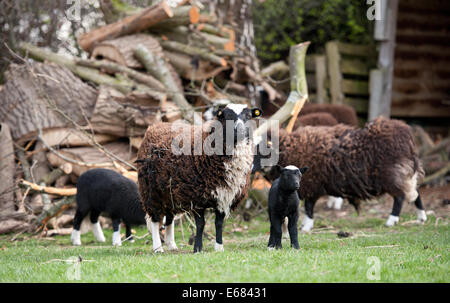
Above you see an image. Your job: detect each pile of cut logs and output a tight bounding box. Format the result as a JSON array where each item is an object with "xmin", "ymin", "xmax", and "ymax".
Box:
[{"xmin": 0, "ymin": 0, "xmax": 288, "ymax": 235}]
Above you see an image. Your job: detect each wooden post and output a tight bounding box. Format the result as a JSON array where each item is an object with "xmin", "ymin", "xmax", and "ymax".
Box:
[
  {"xmin": 369, "ymin": 0, "xmax": 399, "ymax": 119},
  {"xmin": 314, "ymin": 55, "xmax": 327, "ymax": 104},
  {"xmin": 254, "ymin": 42, "xmax": 310, "ymax": 136},
  {"xmin": 326, "ymin": 41, "xmax": 344, "ymax": 105}
]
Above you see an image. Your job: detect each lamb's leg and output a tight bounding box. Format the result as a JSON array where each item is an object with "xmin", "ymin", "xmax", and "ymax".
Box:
[
  {"xmin": 348, "ymin": 198, "xmax": 361, "ymax": 215},
  {"xmin": 272, "ymin": 216, "xmax": 283, "ymax": 249},
  {"xmin": 414, "ymin": 194, "xmax": 427, "ymax": 223},
  {"xmin": 112, "ymin": 217, "xmax": 122, "ymax": 246},
  {"xmin": 146, "ymin": 214, "xmax": 164, "ymax": 253},
  {"xmin": 287, "ymin": 213, "xmax": 300, "ymax": 249},
  {"xmin": 193, "ymin": 209, "xmax": 205, "ymax": 253},
  {"xmin": 301, "ymin": 199, "xmax": 315, "ymax": 231},
  {"xmin": 214, "ymin": 210, "xmax": 225, "ymax": 252},
  {"xmin": 386, "ymin": 196, "xmax": 404, "ymax": 226},
  {"xmin": 268, "ymin": 224, "xmax": 275, "ymax": 250},
  {"xmin": 90, "ymin": 210, "xmax": 105, "ymax": 243},
  {"xmin": 165, "ymin": 214, "xmax": 178, "ymax": 251},
  {"xmin": 71, "ymin": 209, "xmax": 89, "ymax": 246},
  {"xmin": 125, "ymin": 224, "xmax": 134, "ymax": 243}
]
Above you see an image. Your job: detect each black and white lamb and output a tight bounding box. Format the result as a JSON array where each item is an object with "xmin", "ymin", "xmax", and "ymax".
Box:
[
  {"xmin": 136, "ymin": 104, "xmax": 262, "ymax": 253},
  {"xmin": 264, "ymin": 117, "xmax": 427, "ymax": 231},
  {"xmin": 268, "ymin": 165, "xmax": 307, "ymax": 250},
  {"xmin": 71, "ymin": 168, "xmax": 146, "ymax": 246}
]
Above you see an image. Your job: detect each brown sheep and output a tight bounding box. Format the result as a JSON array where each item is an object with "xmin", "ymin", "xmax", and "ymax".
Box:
[
  {"xmin": 266, "ymin": 117, "xmax": 427, "ymax": 231},
  {"xmin": 298, "ymin": 103, "xmax": 358, "ymax": 127},
  {"xmin": 137, "ymin": 104, "xmax": 262, "ymax": 253}
]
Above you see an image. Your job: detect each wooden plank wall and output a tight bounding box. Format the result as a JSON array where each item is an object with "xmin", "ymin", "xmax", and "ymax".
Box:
[
  {"xmin": 391, "ymin": 0, "xmax": 450, "ymax": 117},
  {"xmin": 305, "ymin": 55, "xmax": 328, "ymax": 103},
  {"xmin": 326, "ymin": 41, "xmax": 375, "ymax": 114}
]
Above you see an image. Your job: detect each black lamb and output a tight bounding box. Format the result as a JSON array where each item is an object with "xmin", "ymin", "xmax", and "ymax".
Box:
[
  {"xmin": 268, "ymin": 165, "xmax": 307, "ymax": 250},
  {"xmin": 71, "ymin": 168, "xmax": 146, "ymax": 246}
]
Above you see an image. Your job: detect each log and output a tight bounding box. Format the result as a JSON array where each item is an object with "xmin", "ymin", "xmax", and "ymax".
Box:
[
  {"xmin": 76, "ymin": 58, "xmax": 166, "ymax": 92},
  {"xmin": 164, "ymin": 51, "xmax": 228, "ymax": 81},
  {"xmin": 158, "ymin": 39, "xmax": 227, "ymax": 67},
  {"xmin": 31, "ymin": 141, "xmax": 51, "ymax": 183},
  {"xmin": 46, "ymin": 141, "xmax": 136, "ymax": 177},
  {"xmin": 260, "ymin": 61, "xmax": 289, "ymax": 79},
  {"xmin": 39, "ymin": 167, "xmax": 70, "ymax": 186},
  {"xmin": 19, "ymin": 180, "xmax": 77, "ymax": 196},
  {"xmin": 99, "ymin": 0, "xmax": 141, "ymax": 24},
  {"xmin": 39, "ymin": 128, "xmax": 117, "ymax": 148},
  {"xmin": 19, "ymin": 43, "xmax": 166, "ymax": 104},
  {"xmin": 421, "ymin": 137, "xmax": 450, "ymax": 157},
  {"xmin": 148, "ymin": 5, "xmax": 200, "ymax": 30},
  {"xmin": 134, "ymin": 45, "xmax": 202, "ymax": 124},
  {"xmin": 255, "ymin": 42, "xmax": 310, "ymax": 136},
  {"xmin": 422, "ymin": 163, "xmax": 450, "ymax": 185},
  {"xmin": 0, "ymin": 123, "xmax": 15, "ymax": 213},
  {"xmin": 0, "ymin": 62, "xmax": 97, "ymax": 142},
  {"xmin": 78, "ymin": 1, "xmax": 174, "ymax": 52},
  {"xmin": 89, "ymin": 86, "xmax": 161, "ymax": 137},
  {"xmin": 90, "ymin": 34, "xmax": 163, "ymax": 69},
  {"xmin": 0, "ymin": 219, "xmax": 32, "ymax": 234},
  {"xmin": 35, "ymin": 196, "xmax": 76, "ymax": 227}
]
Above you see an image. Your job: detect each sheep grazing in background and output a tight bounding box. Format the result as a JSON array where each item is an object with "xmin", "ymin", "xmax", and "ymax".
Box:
[
  {"xmin": 268, "ymin": 165, "xmax": 307, "ymax": 250},
  {"xmin": 137, "ymin": 104, "xmax": 262, "ymax": 253},
  {"xmin": 266, "ymin": 117, "xmax": 427, "ymax": 231},
  {"xmin": 71, "ymin": 168, "xmax": 146, "ymax": 246},
  {"xmin": 298, "ymin": 103, "xmax": 359, "ymax": 127}
]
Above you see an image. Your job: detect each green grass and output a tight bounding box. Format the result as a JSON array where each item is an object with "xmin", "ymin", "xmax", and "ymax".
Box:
[{"xmin": 0, "ymin": 213, "xmax": 448, "ymax": 283}]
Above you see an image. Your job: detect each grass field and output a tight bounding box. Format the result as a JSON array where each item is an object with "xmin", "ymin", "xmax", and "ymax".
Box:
[{"xmin": 0, "ymin": 198, "xmax": 448, "ymax": 283}]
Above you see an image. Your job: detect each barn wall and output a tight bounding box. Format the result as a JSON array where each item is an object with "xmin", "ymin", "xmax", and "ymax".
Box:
[{"xmin": 391, "ymin": 0, "xmax": 450, "ymax": 117}]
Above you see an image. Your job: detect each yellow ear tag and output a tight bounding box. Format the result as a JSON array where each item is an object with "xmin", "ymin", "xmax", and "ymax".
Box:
[{"xmin": 254, "ymin": 109, "xmax": 260, "ymax": 116}]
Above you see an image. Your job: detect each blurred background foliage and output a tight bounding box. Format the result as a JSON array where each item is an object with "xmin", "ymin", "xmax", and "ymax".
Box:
[{"xmin": 253, "ymin": 0, "xmax": 375, "ymax": 64}]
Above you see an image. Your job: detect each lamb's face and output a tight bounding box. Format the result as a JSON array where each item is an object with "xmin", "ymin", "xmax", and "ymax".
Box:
[
  {"xmin": 279, "ymin": 165, "xmax": 308, "ymax": 191},
  {"xmin": 216, "ymin": 104, "xmax": 262, "ymax": 144}
]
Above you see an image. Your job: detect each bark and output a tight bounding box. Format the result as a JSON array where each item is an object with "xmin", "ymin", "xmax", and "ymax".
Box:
[
  {"xmin": 0, "ymin": 62, "xmax": 97, "ymax": 142},
  {"xmin": 78, "ymin": 1, "xmax": 173, "ymax": 52}
]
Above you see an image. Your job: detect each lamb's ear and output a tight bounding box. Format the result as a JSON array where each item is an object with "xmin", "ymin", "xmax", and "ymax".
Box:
[
  {"xmin": 299, "ymin": 167, "xmax": 308, "ymax": 174},
  {"xmin": 215, "ymin": 108, "xmax": 224, "ymax": 118},
  {"xmin": 252, "ymin": 108, "xmax": 262, "ymax": 118}
]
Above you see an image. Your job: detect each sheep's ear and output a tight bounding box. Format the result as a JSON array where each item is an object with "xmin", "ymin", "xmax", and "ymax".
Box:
[
  {"xmin": 275, "ymin": 164, "xmax": 283, "ymax": 173},
  {"xmin": 252, "ymin": 108, "xmax": 262, "ymax": 118},
  {"xmin": 215, "ymin": 108, "xmax": 224, "ymax": 118},
  {"xmin": 299, "ymin": 167, "xmax": 308, "ymax": 174}
]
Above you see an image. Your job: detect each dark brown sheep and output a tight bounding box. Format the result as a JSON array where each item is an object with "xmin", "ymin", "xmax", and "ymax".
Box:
[
  {"xmin": 137, "ymin": 104, "xmax": 261, "ymax": 253},
  {"xmin": 266, "ymin": 117, "xmax": 427, "ymax": 231},
  {"xmin": 298, "ymin": 103, "xmax": 359, "ymax": 127},
  {"xmin": 295, "ymin": 112, "xmax": 338, "ymax": 128}
]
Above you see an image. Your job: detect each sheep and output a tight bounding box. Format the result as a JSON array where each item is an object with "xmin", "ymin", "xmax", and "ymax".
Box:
[
  {"xmin": 136, "ymin": 103, "xmax": 262, "ymax": 253},
  {"xmin": 268, "ymin": 165, "xmax": 307, "ymax": 250},
  {"xmin": 264, "ymin": 117, "xmax": 427, "ymax": 231},
  {"xmin": 71, "ymin": 168, "xmax": 146, "ymax": 246},
  {"xmin": 295, "ymin": 112, "xmax": 338, "ymax": 128},
  {"xmin": 298, "ymin": 103, "xmax": 359, "ymax": 127}
]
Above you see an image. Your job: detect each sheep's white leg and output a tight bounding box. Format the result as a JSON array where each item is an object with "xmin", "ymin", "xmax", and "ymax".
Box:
[
  {"xmin": 112, "ymin": 227, "xmax": 122, "ymax": 246},
  {"xmin": 301, "ymin": 215, "xmax": 314, "ymax": 232},
  {"xmin": 326, "ymin": 196, "xmax": 334, "ymax": 208},
  {"xmin": 165, "ymin": 222, "xmax": 178, "ymax": 251},
  {"xmin": 417, "ymin": 210, "xmax": 427, "ymax": 223},
  {"xmin": 92, "ymin": 222, "xmax": 106, "ymax": 242},
  {"xmin": 333, "ymin": 197, "xmax": 343, "ymax": 210},
  {"xmin": 146, "ymin": 215, "xmax": 164, "ymax": 253},
  {"xmin": 385, "ymin": 215, "xmax": 399, "ymax": 227},
  {"xmin": 71, "ymin": 229, "xmax": 81, "ymax": 246}
]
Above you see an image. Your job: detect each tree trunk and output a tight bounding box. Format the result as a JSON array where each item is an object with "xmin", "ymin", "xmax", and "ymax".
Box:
[
  {"xmin": 78, "ymin": 1, "xmax": 174, "ymax": 52},
  {"xmin": 0, "ymin": 123, "xmax": 15, "ymax": 213},
  {"xmin": 0, "ymin": 62, "xmax": 98, "ymax": 143}
]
